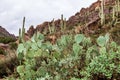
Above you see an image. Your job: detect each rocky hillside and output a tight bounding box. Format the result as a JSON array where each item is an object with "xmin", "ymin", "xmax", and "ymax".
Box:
[
  {"xmin": 0, "ymin": 0, "xmax": 120, "ymax": 79},
  {"xmin": 0, "ymin": 26, "xmax": 17, "ymax": 78},
  {"xmin": 29, "ymin": 0, "xmax": 120, "ymax": 43},
  {"xmin": 27, "ymin": 0, "xmax": 113, "ymax": 34},
  {"xmin": 0, "ymin": 26, "xmax": 15, "ymax": 38},
  {"xmin": 0, "ymin": 26, "xmax": 16, "ymax": 44}
]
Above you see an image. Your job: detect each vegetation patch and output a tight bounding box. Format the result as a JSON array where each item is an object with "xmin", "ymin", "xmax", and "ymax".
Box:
[
  {"xmin": 4, "ymin": 33, "xmax": 119, "ymax": 80},
  {"xmin": 0, "ymin": 37, "xmax": 16, "ymax": 44}
]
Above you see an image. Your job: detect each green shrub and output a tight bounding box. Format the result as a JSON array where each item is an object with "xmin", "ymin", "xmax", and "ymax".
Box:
[
  {"xmin": 9, "ymin": 42, "xmax": 18, "ymax": 50},
  {"xmin": 7, "ymin": 33, "xmax": 120, "ymax": 80},
  {"xmin": 81, "ymin": 34, "xmax": 120, "ymax": 80},
  {"xmin": 0, "ymin": 48, "xmax": 6, "ymax": 55},
  {"xmin": 0, "ymin": 37, "xmax": 16, "ymax": 44}
]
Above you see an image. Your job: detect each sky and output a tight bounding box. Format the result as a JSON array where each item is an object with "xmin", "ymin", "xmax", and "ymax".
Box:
[{"xmin": 0, "ymin": 0, "xmax": 97, "ymax": 35}]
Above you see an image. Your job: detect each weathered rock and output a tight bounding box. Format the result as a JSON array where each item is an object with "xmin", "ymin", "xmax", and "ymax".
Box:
[
  {"xmin": 36, "ymin": 21, "xmax": 49, "ymax": 33},
  {"xmin": 0, "ymin": 26, "xmax": 16, "ymax": 39},
  {"xmin": 27, "ymin": 25, "xmax": 35, "ymax": 37}
]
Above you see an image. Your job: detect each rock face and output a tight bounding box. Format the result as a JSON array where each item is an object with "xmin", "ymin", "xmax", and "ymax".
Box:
[
  {"xmin": 67, "ymin": 0, "xmax": 115, "ymax": 29},
  {"xmin": 0, "ymin": 26, "xmax": 16, "ymax": 39},
  {"xmin": 27, "ymin": 25, "xmax": 35, "ymax": 37},
  {"xmin": 27, "ymin": 0, "xmax": 115, "ymax": 37}
]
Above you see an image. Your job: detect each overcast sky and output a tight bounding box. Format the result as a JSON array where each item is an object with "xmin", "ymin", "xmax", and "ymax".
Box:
[{"xmin": 0, "ymin": 0, "xmax": 97, "ymax": 35}]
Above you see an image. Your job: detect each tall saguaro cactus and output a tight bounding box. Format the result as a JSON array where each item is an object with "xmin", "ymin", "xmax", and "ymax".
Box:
[
  {"xmin": 19, "ymin": 17, "xmax": 26, "ymax": 43},
  {"xmin": 60, "ymin": 14, "xmax": 67, "ymax": 32},
  {"xmin": 51, "ymin": 19, "xmax": 56, "ymax": 33},
  {"xmin": 115, "ymin": 0, "xmax": 120, "ymax": 12},
  {"xmin": 99, "ymin": 0, "xmax": 105, "ymax": 25},
  {"xmin": 63, "ymin": 18, "xmax": 66, "ymax": 30},
  {"xmin": 112, "ymin": 0, "xmax": 120, "ymax": 26},
  {"xmin": 112, "ymin": 6, "xmax": 116, "ymax": 25},
  {"xmin": 60, "ymin": 14, "xmax": 64, "ymax": 31},
  {"xmin": 19, "ymin": 28, "xmax": 21, "ymax": 42},
  {"xmin": 48, "ymin": 19, "xmax": 56, "ymax": 34},
  {"xmin": 22, "ymin": 17, "xmax": 25, "ymax": 40},
  {"xmin": 48, "ymin": 23, "xmax": 52, "ymax": 34}
]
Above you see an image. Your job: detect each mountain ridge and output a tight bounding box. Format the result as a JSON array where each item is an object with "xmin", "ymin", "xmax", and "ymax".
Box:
[
  {"xmin": 0, "ymin": 26, "xmax": 15, "ymax": 38},
  {"xmin": 27, "ymin": 0, "xmax": 114, "ymax": 37}
]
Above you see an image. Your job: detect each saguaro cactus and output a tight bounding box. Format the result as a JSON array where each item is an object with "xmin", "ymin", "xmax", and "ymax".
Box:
[
  {"xmin": 51, "ymin": 19, "xmax": 56, "ymax": 33},
  {"xmin": 48, "ymin": 23, "xmax": 52, "ymax": 34},
  {"xmin": 99, "ymin": 0, "xmax": 105, "ymax": 25},
  {"xmin": 60, "ymin": 14, "xmax": 64, "ymax": 31},
  {"xmin": 60, "ymin": 14, "xmax": 67, "ymax": 32},
  {"xmin": 112, "ymin": 6, "xmax": 115, "ymax": 21},
  {"xmin": 48, "ymin": 19, "xmax": 56, "ymax": 34},
  {"xmin": 115, "ymin": 0, "xmax": 120, "ymax": 12},
  {"xmin": 63, "ymin": 18, "xmax": 66, "ymax": 30},
  {"xmin": 112, "ymin": 0, "xmax": 120, "ymax": 26},
  {"xmin": 19, "ymin": 17, "xmax": 26, "ymax": 43},
  {"xmin": 19, "ymin": 28, "xmax": 21, "ymax": 42},
  {"xmin": 22, "ymin": 17, "xmax": 25, "ymax": 40}
]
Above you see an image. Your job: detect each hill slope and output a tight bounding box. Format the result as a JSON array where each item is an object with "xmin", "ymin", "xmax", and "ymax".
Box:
[
  {"xmin": 26, "ymin": 0, "xmax": 106, "ymax": 34},
  {"xmin": 1, "ymin": 0, "xmax": 120, "ymax": 79},
  {"xmin": 27, "ymin": 0, "xmax": 120, "ymax": 44},
  {"xmin": 0, "ymin": 26, "xmax": 15, "ymax": 38}
]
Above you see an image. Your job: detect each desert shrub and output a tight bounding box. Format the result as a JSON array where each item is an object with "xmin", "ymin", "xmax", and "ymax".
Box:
[
  {"xmin": 9, "ymin": 42, "xmax": 18, "ymax": 50},
  {"xmin": 0, "ymin": 48, "xmax": 6, "ymax": 55},
  {"xmin": 0, "ymin": 37, "xmax": 16, "ymax": 44}
]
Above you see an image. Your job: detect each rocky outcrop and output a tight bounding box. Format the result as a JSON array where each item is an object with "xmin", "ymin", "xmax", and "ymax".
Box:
[
  {"xmin": 27, "ymin": 0, "xmax": 116, "ymax": 37},
  {"xmin": 27, "ymin": 25, "xmax": 35, "ymax": 37},
  {"xmin": 0, "ymin": 26, "xmax": 16, "ymax": 39},
  {"xmin": 35, "ymin": 19, "xmax": 61, "ymax": 32},
  {"xmin": 36, "ymin": 21, "xmax": 50, "ymax": 33}
]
